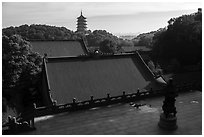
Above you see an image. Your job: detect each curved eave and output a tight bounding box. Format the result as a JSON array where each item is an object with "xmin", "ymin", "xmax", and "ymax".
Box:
[
  {"xmin": 77, "ymin": 28, "xmax": 87, "ymax": 31},
  {"xmin": 155, "ymin": 76, "xmax": 167, "ymax": 86},
  {"xmin": 77, "ymin": 23, "xmax": 87, "ymax": 25},
  {"xmin": 77, "ymin": 29, "xmax": 87, "ymax": 31},
  {"xmin": 77, "ymin": 20, "xmax": 87, "ymax": 22},
  {"xmin": 77, "ymin": 16, "xmax": 87, "ymax": 19}
]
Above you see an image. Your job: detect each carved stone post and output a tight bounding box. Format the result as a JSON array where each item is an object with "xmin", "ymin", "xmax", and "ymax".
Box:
[
  {"xmin": 136, "ymin": 88, "xmax": 140, "ymax": 96},
  {"xmin": 106, "ymin": 93, "xmax": 110, "ymax": 102},
  {"xmin": 8, "ymin": 116, "xmax": 17, "ymax": 132},
  {"xmin": 122, "ymin": 91, "xmax": 126, "ymax": 101},
  {"xmin": 89, "ymin": 95, "xmax": 94, "ymax": 106},
  {"xmin": 158, "ymin": 78, "xmax": 178, "ymax": 130},
  {"xmin": 30, "ymin": 103, "xmax": 36, "ymax": 129},
  {"xmin": 150, "ymin": 88, "xmax": 153, "ymax": 94},
  {"xmin": 72, "ymin": 98, "xmax": 77, "ymax": 109}
]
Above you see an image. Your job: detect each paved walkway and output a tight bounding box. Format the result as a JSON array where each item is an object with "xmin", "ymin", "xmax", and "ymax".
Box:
[{"xmin": 22, "ymin": 91, "xmax": 202, "ymax": 135}]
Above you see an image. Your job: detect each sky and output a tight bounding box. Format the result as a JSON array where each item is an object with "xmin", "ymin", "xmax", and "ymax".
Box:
[{"xmin": 2, "ymin": 2, "xmax": 201, "ymax": 36}]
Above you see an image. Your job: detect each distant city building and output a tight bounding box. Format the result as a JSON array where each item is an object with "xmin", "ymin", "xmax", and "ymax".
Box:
[{"xmin": 76, "ymin": 11, "xmax": 87, "ymax": 34}]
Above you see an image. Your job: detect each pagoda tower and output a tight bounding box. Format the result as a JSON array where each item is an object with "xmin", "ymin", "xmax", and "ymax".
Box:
[{"xmin": 76, "ymin": 11, "xmax": 87, "ymax": 33}]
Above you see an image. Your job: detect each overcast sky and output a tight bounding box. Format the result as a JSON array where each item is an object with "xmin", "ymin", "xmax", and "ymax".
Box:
[{"xmin": 2, "ymin": 2, "xmax": 201, "ymax": 35}]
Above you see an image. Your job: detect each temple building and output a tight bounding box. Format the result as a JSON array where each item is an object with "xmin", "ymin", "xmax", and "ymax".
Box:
[
  {"xmin": 30, "ymin": 39, "xmax": 88, "ymax": 57},
  {"xmin": 76, "ymin": 11, "xmax": 87, "ymax": 33},
  {"xmin": 2, "ymin": 9, "xmax": 202, "ymax": 135}
]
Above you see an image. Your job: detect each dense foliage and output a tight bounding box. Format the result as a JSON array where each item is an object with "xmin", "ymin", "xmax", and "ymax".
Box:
[
  {"xmin": 152, "ymin": 10, "xmax": 202, "ymax": 67},
  {"xmin": 2, "ymin": 35, "xmax": 42, "ymax": 93},
  {"xmin": 86, "ymin": 30, "xmax": 120, "ymax": 47},
  {"xmin": 99, "ymin": 39, "xmax": 117, "ymax": 54},
  {"xmin": 86, "ymin": 30, "xmax": 135, "ymax": 53}
]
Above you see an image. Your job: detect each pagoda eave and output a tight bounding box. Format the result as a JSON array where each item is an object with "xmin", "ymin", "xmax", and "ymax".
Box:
[
  {"xmin": 77, "ymin": 16, "xmax": 86, "ymax": 19},
  {"xmin": 77, "ymin": 23, "xmax": 87, "ymax": 25}
]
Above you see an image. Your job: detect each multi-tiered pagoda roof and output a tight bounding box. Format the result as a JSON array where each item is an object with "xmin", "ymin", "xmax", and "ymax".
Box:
[{"xmin": 76, "ymin": 11, "xmax": 87, "ymax": 33}]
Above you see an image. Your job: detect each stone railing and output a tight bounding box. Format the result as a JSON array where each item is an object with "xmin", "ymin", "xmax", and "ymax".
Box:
[
  {"xmin": 35, "ymin": 88, "xmax": 164, "ymax": 117},
  {"xmin": 2, "ymin": 81, "xmax": 200, "ymax": 134},
  {"xmin": 35, "ymin": 81, "xmax": 201, "ymax": 117}
]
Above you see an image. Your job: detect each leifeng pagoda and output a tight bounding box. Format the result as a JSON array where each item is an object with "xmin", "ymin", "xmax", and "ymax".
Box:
[{"xmin": 76, "ymin": 11, "xmax": 87, "ymax": 33}]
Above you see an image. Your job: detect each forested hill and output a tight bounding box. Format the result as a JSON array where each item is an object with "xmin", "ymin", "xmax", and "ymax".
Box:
[
  {"xmin": 2, "ymin": 24, "xmax": 80, "ymax": 40},
  {"xmin": 152, "ymin": 9, "xmax": 202, "ymax": 66},
  {"xmin": 2, "ymin": 24, "xmax": 121, "ymax": 44},
  {"xmin": 3, "ymin": 24, "xmax": 135, "ymax": 53},
  {"xmin": 132, "ymin": 28, "xmax": 166, "ymax": 48}
]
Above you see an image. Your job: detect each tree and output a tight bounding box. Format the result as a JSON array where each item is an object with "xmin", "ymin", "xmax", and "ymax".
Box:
[
  {"xmin": 86, "ymin": 30, "xmax": 120, "ymax": 47},
  {"xmin": 2, "ymin": 35, "xmax": 42, "ymax": 93},
  {"xmin": 99, "ymin": 39, "xmax": 116, "ymax": 54},
  {"xmin": 133, "ymin": 30, "xmax": 158, "ymax": 48},
  {"xmin": 152, "ymin": 10, "xmax": 202, "ymax": 66}
]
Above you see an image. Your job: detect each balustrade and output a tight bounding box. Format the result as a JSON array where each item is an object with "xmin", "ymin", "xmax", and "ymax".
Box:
[{"xmin": 33, "ymin": 82, "xmax": 196, "ymax": 117}]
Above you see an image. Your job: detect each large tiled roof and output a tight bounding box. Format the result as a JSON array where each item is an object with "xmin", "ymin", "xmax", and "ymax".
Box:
[
  {"xmin": 43, "ymin": 53, "xmax": 165, "ymax": 105},
  {"xmin": 122, "ymin": 46, "xmax": 151, "ymax": 52},
  {"xmin": 30, "ymin": 40, "xmax": 88, "ymax": 57},
  {"xmin": 21, "ymin": 90, "xmax": 202, "ymax": 135}
]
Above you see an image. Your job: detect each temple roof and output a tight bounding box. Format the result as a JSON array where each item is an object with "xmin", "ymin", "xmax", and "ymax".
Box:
[
  {"xmin": 77, "ymin": 22, "xmax": 87, "ymax": 25},
  {"xmin": 121, "ymin": 46, "xmax": 152, "ymax": 52},
  {"xmin": 42, "ymin": 53, "xmax": 165, "ymax": 105},
  {"xmin": 30, "ymin": 40, "xmax": 88, "ymax": 57},
  {"xmin": 77, "ymin": 11, "xmax": 87, "ymax": 20},
  {"xmin": 77, "ymin": 16, "xmax": 87, "ymax": 20}
]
